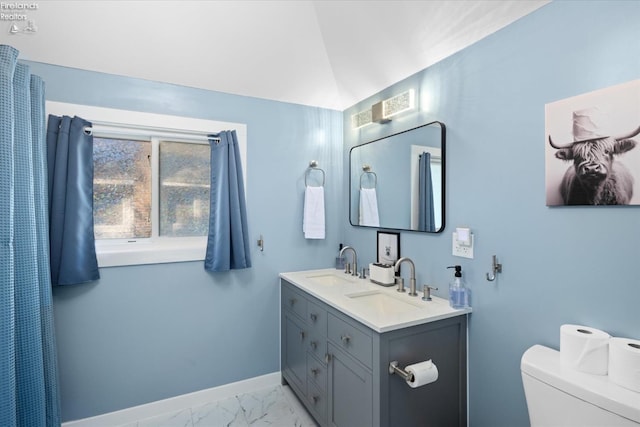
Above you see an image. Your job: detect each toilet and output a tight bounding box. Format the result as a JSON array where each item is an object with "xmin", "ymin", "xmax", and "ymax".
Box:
[{"xmin": 521, "ymin": 345, "xmax": 640, "ymax": 426}]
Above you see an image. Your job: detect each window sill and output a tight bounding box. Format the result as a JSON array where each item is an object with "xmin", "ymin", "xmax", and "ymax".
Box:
[{"xmin": 96, "ymin": 237, "xmax": 207, "ymax": 267}]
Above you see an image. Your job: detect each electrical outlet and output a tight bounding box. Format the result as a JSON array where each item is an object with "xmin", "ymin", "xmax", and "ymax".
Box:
[{"xmin": 452, "ymin": 232, "xmax": 474, "ymax": 259}]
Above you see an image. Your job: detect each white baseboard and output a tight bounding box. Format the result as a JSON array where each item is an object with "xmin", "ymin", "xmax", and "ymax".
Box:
[{"xmin": 62, "ymin": 372, "xmax": 281, "ymax": 427}]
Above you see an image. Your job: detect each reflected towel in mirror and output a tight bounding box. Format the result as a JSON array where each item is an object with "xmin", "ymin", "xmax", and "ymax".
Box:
[
  {"xmin": 359, "ymin": 188, "xmax": 380, "ymax": 227},
  {"xmin": 303, "ymin": 186, "xmax": 325, "ymax": 239}
]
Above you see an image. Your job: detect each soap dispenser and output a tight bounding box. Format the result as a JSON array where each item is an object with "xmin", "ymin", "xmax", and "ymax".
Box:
[{"xmin": 447, "ymin": 265, "xmax": 470, "ymax": 309}]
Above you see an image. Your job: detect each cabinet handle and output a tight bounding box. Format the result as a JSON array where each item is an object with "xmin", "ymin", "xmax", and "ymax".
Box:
[
  {"xmin": 341, "ymin": 335, "xmax": 351, "ymax": 345},
  {"xmin": 310, "ymin": 341, "xmax": 317, "ymax": 350},
  {"xmin": 310, "ymin": 313, "xmax": 318, "ymax": 322},
  {"xmin": 324, "ymin": 353, "xmax": 331, "ymax": 364},
  {"xmin": 311, "ymin": 368, "xmax": 319, "ymax": 376},
  {"xmin": 300, "ymin": 331, "xmax": 306, "ymax": 340}
]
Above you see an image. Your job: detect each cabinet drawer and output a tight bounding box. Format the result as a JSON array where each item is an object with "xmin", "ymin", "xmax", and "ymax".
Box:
[
  {"xmin": 307, "ymin": 331, "xmax": 327, "ymax": 361},
  {"xmin": 307, "ymin": 301, "xmax": 327, "ymax": 336},
  {"xmin": 328, "ymin": 313, "xmax": 373, "ymax": 368},
  {"xmin": 307, "ymin": 353, "xmax": 327, "ymax": 391},
  {"xmin": 307, "ymin": 378, "xmax": 327, "ymax": 425},
  {"xmin": 281, "ymin": 283, "xmax": 307, "ymax": 320}
]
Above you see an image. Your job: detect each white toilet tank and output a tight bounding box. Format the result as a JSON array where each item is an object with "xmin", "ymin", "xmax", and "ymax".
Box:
[{"xmin": 521, "ymin": 345, "xmax": 640, "ymax": 426}]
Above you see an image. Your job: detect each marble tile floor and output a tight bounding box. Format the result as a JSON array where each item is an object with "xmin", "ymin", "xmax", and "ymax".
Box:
[{"xmin": 119, "ymin": 384, "xmax": 318, "ymax": 427}]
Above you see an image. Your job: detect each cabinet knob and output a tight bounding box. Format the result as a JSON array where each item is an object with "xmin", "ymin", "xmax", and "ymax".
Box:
[
  {"xmin": 312, "ymin": 395, "xmax": 320, "ymax": 404},
  {"xmin": 300, "ymin": 331, "xmax": 305, "ymax": 340},
  {"xmin": 310, "ymin": 313, "xmax": 318, "ymax": 322},
  {"xmin": 311, "ymin": 368, "xmax": 319, "ymax": 376},
  {"xmin": 310, "ymin": 341, "xmax": 317, "ymax": 350},
  {"xmin": 341, "ymin": 335, "xmax": 351, "ymax": 345},
  {"xmin": 289, "ymin": 298, "xmax": 297, "ymax": 306},
  {"xmin": 324, "ymin": 353, "xmax": 331, "ymax": 364}
]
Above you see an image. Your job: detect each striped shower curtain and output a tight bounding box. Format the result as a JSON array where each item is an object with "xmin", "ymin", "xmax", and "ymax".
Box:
[{"xmin": 0, "ymin": 45, "xmax": 61, "ymax": 426}]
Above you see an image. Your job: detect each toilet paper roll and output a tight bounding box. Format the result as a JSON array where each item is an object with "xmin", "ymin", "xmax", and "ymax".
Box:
[
  {"xmin": 405, "ymin": 359, "xmax": 438, "ymax": 388},
  {"xmin": 560, "ymin": 324, "xmax": 610, "ymax": 375},
  {"xmin": 608, "ymin": 337, "xmax": 640, "ymax": 392}
]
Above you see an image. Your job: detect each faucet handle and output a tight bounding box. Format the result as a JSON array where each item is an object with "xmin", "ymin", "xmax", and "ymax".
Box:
[
  {"xmin": 396, "ymin": 277, "xmax": 406, "ymax": 293},
  {"xmin": 344, "ymin": 263, "xmax": 351, "ymax": 275},
  {"xmin": 422, "ymin": 285, "xmax": 438, "ymax": 301}
]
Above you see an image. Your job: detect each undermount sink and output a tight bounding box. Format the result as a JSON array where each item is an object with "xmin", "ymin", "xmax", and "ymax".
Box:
[
  {"xmin": 306, "ymin": 273, "xmax": 356, "ymax": 286},
  {"xmin": 345, "ymin": 290, "xmax": 423, "ymax": 315}
]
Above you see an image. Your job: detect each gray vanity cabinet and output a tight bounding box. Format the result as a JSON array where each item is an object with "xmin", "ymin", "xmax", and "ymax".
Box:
[{"xmin": 281, "ymin": 279, "xmax": 467, "ymax": 427}]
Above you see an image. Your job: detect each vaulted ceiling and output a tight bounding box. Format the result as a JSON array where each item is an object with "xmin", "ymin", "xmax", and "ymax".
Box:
[{"xmin": 8, "ymin": 1, "xmax": 549, "ymax": 110}]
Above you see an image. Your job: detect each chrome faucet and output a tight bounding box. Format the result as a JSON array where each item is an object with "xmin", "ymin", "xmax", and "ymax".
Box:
[
  {"xmin": 394, "ymin": 257, "xmax": 417, "ymax": 296},
  {"xmin": 339, "ymin": 245, "xmax": 358, "ymax": 277}
]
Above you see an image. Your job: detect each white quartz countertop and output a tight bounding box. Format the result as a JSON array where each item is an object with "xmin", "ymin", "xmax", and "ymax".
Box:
[{"xmin": 280, "ymin": 268, "xmax": 471, "ymax": 333}]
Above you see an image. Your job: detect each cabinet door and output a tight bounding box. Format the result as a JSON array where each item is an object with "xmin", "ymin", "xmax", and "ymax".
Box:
[
  {"xmin": 327, "ymin": 343, "xmax": 373, "ymax": 427},
  {"xmin": 282, "ymin": 282, "xmax": 307, "ymax": 320},
  {"xmin": 283, "ymin": 314, "xmax": 307, "ymax": 394}
]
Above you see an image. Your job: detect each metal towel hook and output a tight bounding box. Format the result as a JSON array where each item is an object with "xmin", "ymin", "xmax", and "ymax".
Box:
[
  {"xmin": 360, "ymin": 164, "xmax": 377, "ymax": 189},
  {"xmin": 305, "ymin": 160, "xmax": 325, "ymax": 187},
  {"xmin": 486, "ymin": 255, "xmax": 502, "ymax": 281}
]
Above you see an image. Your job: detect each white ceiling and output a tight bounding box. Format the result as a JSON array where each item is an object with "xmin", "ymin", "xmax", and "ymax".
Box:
[{"xmin": 7, "ymin": 1, "xmax": 549, "ymax": 110}]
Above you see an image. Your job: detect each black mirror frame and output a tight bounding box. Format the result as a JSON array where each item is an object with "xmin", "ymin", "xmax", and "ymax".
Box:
[{"xmin": 348, "ymin": 121, "xmax": 446, "ymax": 233}]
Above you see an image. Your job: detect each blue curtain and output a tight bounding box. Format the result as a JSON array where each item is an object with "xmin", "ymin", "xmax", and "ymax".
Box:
[
  {"xmin": 418, "ymin": 152, "xmax": 436, "ymax": 232},
  {"xmin": 46, "ymin": 115, "xmax": 99, "ymax": 286},
  {"xmin": 0, "ymin": 44, "xmax": 61, "ymax": 426},
  {"xmin": 205, "ymin": 130, "xmax": 251, "ymax": 272}
]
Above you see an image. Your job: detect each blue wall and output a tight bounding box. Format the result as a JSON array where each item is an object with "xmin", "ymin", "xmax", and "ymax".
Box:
[
  {"xmin": 25, "ymin": 62, "xmax": 343, "ymax": 421},
  {"xmin": 343, "ymin": 2, "xmax": 639, "ymax": 426}
]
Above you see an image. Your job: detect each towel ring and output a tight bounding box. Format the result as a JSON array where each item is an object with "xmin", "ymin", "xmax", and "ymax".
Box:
[
  {"xmin": 360, "ymin": 164, "xmax": 377, "ymax": 189},
  {"xmin": 305, "ymin": 160, "xmax": 325, "ymax": 187}
]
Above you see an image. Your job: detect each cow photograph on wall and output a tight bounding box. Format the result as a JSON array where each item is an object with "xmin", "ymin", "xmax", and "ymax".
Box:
[{"xmin": 545, "ymin": 79, "xmax": 640, "ymax": 206}]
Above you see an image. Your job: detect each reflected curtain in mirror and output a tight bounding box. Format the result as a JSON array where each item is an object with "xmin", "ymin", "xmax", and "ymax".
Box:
[
  {"xmin": 205, "ymin": 130, "xmax": 251, "ymax": 272},
  {"xmin": 418, "ymin": 152, "xmax": 435, "ymax": 232},
  {"xmin": 0, "ymin": 44, "xmax": 61, "ymax": 426},
  {"xmin": 47, "ymin": 115, "xmax": 100, "ymax": 285}
]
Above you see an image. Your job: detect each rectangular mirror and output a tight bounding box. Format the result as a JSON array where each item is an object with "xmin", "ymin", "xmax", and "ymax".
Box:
[{"xmin": 349, "ymin": 121, "xmax": 446, "ymax": 232}]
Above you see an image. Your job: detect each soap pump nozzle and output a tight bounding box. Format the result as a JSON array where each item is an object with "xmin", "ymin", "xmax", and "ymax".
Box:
[{"xmin": 447, "ymin": 265, "xmax": 462, "ymax": 278}]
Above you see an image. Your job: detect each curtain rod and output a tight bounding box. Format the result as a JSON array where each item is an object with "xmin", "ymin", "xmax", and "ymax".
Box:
[
  {"xmin": 419, "ymin": 153, "xmax": 442, "ymax": 161},
  {"xmin": 82, "ymin": 120, "xmax": 221, "ymax": 142}
]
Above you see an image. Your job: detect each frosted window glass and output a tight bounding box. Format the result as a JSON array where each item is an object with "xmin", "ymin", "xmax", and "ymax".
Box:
[
  {"xmin": 93, "ymin": 138, "xmax": 152, "ymax": 239},
  {"xmin": 159, "ymin": 141, "xmax": 210, "ymax": 237}
]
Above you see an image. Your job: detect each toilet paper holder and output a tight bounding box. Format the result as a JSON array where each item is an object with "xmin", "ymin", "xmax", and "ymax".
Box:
[{"xmin": 388, "ymin": 360, "xmax": 414, "ymax": 382}]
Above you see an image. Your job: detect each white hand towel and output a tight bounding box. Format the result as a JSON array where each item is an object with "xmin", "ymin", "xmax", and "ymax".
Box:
[
  {"xmin": 303, "ymin": 186, "xmax": 325, "ymax": 239},
  {"xmin": 359, "ymin": 188, "xmax": 380, "ymax": 227}
]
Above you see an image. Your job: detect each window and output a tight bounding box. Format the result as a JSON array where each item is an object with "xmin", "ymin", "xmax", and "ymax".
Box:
[
  {"xmin": 94, "ymin": 137, "xmax": 152, "ymax": 239},
  {"xmin": 46, "ymin": 102, "xmax": 247, "ymax": 267},
  {"xmin": 93, "ymin": 137, "xmax": 211, "ymax": 240},
  {"xmin": 159, "ymin": 141, "xmax": 210, "ymax": 237}
]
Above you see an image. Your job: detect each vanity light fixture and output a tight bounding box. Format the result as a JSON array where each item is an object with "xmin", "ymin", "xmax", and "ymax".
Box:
[
  {"xmin": 352, "ymin": 89, "xmax": 416, "ymax": 128},
  {"xmin": 373, "ymin": 89, "xmax": 415, "ymax": 123},
  {"xmin": 351, "ymin": 108, "xmax": 373, "ymax": 129},
  {"xmin": 383, "ymin": 89, "xmax": 415, "ymax": 119},
  {"xmin": 371, "ymin": 101, "xmax": 389, "ymax": 124}
]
